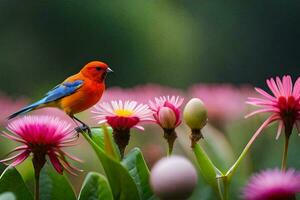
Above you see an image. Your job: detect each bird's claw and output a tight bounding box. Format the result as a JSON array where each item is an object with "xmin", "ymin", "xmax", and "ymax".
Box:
[{"xmin": 75, "ymin": 125, "xmax": 92, "ymax": 137}]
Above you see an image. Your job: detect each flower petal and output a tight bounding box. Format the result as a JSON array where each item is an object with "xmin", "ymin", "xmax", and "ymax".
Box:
[{"xmin": 48, "ymin": 151, "xmax": 63, "ymax": 174}]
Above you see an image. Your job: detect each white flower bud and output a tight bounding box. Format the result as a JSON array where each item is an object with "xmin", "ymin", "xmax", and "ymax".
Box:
[{"xmin": 150, "ymin": 156, "xmax": 198, "ymax": 200}]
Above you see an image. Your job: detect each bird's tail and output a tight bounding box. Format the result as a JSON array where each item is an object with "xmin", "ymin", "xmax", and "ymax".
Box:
[{"xmin": 8, "ymin": 100, "xmax": 45, "ymax": 120}]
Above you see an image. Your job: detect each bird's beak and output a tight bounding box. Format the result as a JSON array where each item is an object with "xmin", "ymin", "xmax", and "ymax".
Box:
[{"xmin": 106, "ymin": 68, "xmax": 113, "ymax": 73}]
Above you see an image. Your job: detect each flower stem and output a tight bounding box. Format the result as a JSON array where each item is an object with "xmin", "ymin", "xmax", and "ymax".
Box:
[
  {"xmin": 222, "ymin": 177, "xmax": 229, "ymax": 200},
  {"xmin": 112, "ymin": 129, "xmax": 130, "ymax": 159},
  {"xmin": 281, "ymin": 134, "xmax": 290, "ymax": 172},
  {"xmin": 32, "ymin": 153, "xmax": 46, "ymax": 200},
  {"xmin": 190, "ymin": 129, "xmax": 203, "ymax": 148},
  {"xmin": 225, "ymin": 117, "xmax": 273, "ymax": 179},
  {"xmin": 34, "ymin": 169, "xmax": 40, "ymax": 200},
  {"xmin": 225, "ymin": 129, "xmax": 258, "ymax": 179},
  {"xmin": 193, "ymin": 143, "xmax": 222, "ymax": 198},
  {"xmin": 217, "ymin": 179, "xmax": 224, "ymax": 200},
  {"xmin": 163, "ymin": 129, "xmax": 177, "ymax": 156},
  {"xmin": 281, "ymin": 116, "xmax": 294, "ymax": 171},
  {"xmin": 290, "ymin": 195, "xmax": 297, "ymax": 200},
  {"xmin": 167, "ymin": 145, "xmax": 172, "ymax": 157}
]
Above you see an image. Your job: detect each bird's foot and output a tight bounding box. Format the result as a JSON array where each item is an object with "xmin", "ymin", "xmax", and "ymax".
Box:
[{"xmin": 75, "ymin": 125, "xmax": 92, "ymax": 137}]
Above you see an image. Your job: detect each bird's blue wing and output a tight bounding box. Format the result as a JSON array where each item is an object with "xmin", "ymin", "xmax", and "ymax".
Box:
[
  {"xmin": 8, "ymin": 80, "xmax": 84, "ymax": 119},
  {"xmin": 44, "ymin": 80, "xmax": 84, "ymax": 103}
]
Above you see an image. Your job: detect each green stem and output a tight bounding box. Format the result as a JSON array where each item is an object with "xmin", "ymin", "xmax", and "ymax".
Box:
[
  {"xmin": 167, "ymin": 146, "xmax": 172, "ymax": 157},
  {"xmin": 225, "ymin": 131, "xmax": 257, "ymax": 179},
  {"xmin": 222, "ymin": 177, "xmax": 229, "ymax": 200},
  {"xmin": 217, "ymin": 179, "xmax": 224, "ymax": 200},
  {"xmin": 193, "ymin": 144, "xmax": 222, "ymax": 199},
  {"xmin": 225, "ymin": 117, "xmax": 272, "ymax": 179},
  {"xmin": 281, "ymin": 134, "xmax": 290, "ymax": 171}
]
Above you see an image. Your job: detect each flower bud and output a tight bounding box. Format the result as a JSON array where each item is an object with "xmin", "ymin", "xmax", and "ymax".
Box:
[
  {"xmin": 183, "ymin": 98, "xmax": 207, "ymax": 130},
  {"xmin": 150, "ymin": 156, "xmax": 198, "ymax": 200},
  {"xmin": 149, "ymin": 96, "xmax": 183, "ymax": 155},
  {"xmin": 158, "ymin": 107, "xmax": 177, "ymax": 129}
]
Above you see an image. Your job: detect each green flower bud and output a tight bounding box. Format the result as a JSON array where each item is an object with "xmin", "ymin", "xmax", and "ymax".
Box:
[{"xmin": 183, "ymin": 98, "xmax": 207, "ymax": 130}]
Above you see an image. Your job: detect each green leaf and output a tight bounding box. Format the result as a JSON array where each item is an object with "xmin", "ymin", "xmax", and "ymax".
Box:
[
  {"xmin": 90, "ymin": 127, "xmax": 120, "ymax": 160},
  {"xmin": 39, "ymin": 164, "xmax": 76, "ymax": 200},
  {"xmin": 0, "ymin": 166, "xmax": 32, "ymax": 200},
  {"xmin": 0, "ymin": 192, "xmax": 16, "ymax": 200},
  {"xmin": 78, "ymin": 172, "xmax": 113, "ymax": 200},
  {"xmin": 83, "ymin": 128, "xmax": 140, "ymax": 200},
  {"xmin": 122, "ymin": 148, "xmax": 157, "ymax": 200},
  {"xmin": 193, "ymin": 144, "xmax": 222, "ymax": 195},
  {"xmin": 102, "ymin": 126, "xmax": 120, "ymax": 160}
]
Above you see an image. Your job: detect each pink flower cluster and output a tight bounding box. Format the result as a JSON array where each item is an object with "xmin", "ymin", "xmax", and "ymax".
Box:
[
  {"xmin": 91, "ymin": 94, "xmax": 185, "ymax": 157},
  {"xmin": 91, "ymin": 95, "xmax": 184, "ymax": 132}
]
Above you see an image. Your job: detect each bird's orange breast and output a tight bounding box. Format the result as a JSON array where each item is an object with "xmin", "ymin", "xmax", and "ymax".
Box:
[{"xmin": 59, "ymin": 79, "xmax": 105, "ymax": 115}]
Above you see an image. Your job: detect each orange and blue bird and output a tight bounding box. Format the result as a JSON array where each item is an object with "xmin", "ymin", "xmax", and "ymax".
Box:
[{"xmin": 8, "ymin": 61, "xmax": 112, "ymax": 134}]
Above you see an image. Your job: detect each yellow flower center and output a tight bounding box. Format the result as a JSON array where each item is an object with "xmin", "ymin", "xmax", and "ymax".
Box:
[{"xmin": 115, "ymin": 109, "xmax": 134, "ymax": 117}]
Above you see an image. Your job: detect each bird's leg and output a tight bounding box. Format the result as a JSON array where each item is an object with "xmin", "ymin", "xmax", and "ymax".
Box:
[{"xmin": 71, "ymin": 115, "xmax": 92, "ymax": 137}]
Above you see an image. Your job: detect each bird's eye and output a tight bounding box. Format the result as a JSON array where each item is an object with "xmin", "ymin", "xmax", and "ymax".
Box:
[{"xmin": 96, "ymin": 67, "xmax": 102, "ymax": 71}]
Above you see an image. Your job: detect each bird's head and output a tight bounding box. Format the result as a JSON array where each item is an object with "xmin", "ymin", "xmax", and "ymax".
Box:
[{"xmin": 81, "ymin": 61, "xmax": 113, "ymax": 83}]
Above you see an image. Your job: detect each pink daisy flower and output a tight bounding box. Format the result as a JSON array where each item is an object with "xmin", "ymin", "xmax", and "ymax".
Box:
[
  {"xmin": 92, "ymin": 100, "xmax": 153, "ymax": 130},
  {"xmin": 149, "ymin": 96, "xmax": 184, "ymax": 130},
  {"xmin": 246, "ymin": 75, "xmax": 300, "ymax": 139},
  {"xmin": 242, "ymin": 169, "xmax": 300, "ymax": 200},
  {"xmin": 92, "ymin": 100, "xmax": 153, "ymax": 158},
  {"xmin": 149, "ymin": 96, "xmax": 184, "ymax": 155},
  {"xmin": 1, "ymin": 115, "xmax": 81, "ymax": 175}
]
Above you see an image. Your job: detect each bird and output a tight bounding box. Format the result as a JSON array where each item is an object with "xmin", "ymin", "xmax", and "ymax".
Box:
[{"xmin": 8, "ymin": 61, "xmax": 112, "ymax": 135}]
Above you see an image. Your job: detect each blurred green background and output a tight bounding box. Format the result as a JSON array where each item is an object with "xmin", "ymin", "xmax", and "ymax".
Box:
[
  {"xmin": 1, "ymin": 1, "xmax": 300, "ymax": 199},
  {"xmin": 0, "ymin": 0, "xmax": 299, "ymax": 97}
]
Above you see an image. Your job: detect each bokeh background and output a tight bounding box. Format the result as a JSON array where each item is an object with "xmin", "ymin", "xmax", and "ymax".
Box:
[
  {"xmin": 0, "ymin": 1, "xmax": 300, "ymax": 96},
  {"xmin": 0, "ymin": 1, "xmax": 300, "ymax": 199}
]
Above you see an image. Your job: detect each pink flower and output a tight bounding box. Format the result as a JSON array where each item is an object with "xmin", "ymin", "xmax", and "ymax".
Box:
[
  {"xmin": 1, "ymin": 115, "xmax": 81, "ymax": 175},
  {"xmin": 92, "ymin": 100, "xmax": 153, "ymax": 131},
  {"xmin": 92, "ymin": 100, "xmax": 153, "ymax": 158},
  {"xmin": 149, "ymin": 96, "xmax": 184, "ymax": 130},
  {"xmin": 242, "ymin": 169, "xmax": 300, "ymax": 200},
  {"xmin": 149, "ymin": 96, "xmax": 184, "ymax": 155},
  {"xmin": 246, "ymin": 75, "xmax": 300, "ymax": 139}
]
